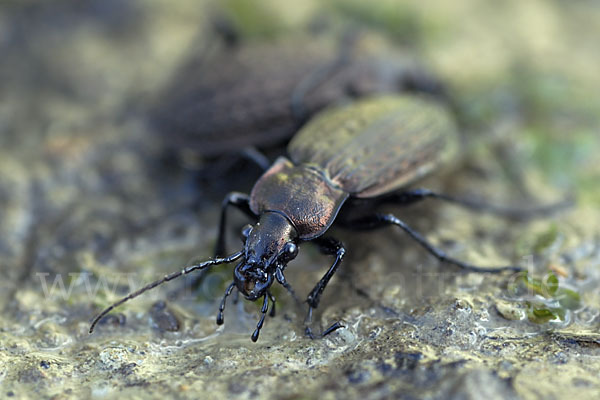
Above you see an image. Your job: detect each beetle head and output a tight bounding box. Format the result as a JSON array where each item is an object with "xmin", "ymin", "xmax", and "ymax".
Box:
[
  {"xmin": 233, "ymin": 212, "xmax": 298, "ymax": 300},
  {"xmin": 233, "ymin": 262, "xmax": 274, "ymax": 301},
  {"xmin": 89, "ymin": 211, "xmax": 300, "ymax": 342}
]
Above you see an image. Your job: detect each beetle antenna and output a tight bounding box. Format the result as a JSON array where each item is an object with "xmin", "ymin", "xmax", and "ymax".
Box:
[{"xmin": 89, "ymin": 250, "xmax": 244, "ymax": 334}]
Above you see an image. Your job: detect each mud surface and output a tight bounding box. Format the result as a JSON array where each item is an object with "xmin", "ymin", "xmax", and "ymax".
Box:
[{"xmin": 1, "ymin": 1, "xmax": 599, "ymax": 399}]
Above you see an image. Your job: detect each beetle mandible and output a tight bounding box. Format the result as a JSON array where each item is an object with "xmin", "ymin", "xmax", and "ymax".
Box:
[{"xmin": 90, "ymin": 95, "xmax": 569, "ymax": 341}]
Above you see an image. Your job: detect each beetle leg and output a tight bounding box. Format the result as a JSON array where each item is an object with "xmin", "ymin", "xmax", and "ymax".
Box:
[
  {"xmin": 183, "ymin": 192, "xmax": 252, "ymax": 295},
  {"xmin": 215, "ymin": 192, "xmax": 254, "ymax": 257},
  {"xmin": 346, "ymin": 213, "xmax": 523, "ymax": 273},
  {"xmin": 267, "ymin": 291, "xmax": 276, "ymax": 317},
  {"xmin": 381, "ymin": 188, "xmax": 573, "ymax": 221},
  {"xmin": 251, "ymin": 293, "xmax": 270, "ymax": 342},
  {"xmin": 304, "ymin": 237, "xmax": 346, "ymax": 339},
  {"xmin": 239, "ymin": 147, "xmax": 271, "ymax": 171},
  {"xmin": 275, "ymin": 267, "xmax": 301, "ymax": 304},
  {"xmin": 232, "ymin": 288, "xmax": 240, "ymax": 305}
]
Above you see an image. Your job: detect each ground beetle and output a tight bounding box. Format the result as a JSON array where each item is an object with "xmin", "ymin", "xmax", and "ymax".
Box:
[
  {"xmin": 91, "ymin": 95, "xmax": 569, "ymax": 341},
  {"xmin": 151, "ymin": 35, "xmax": 446, "ymax": 160}
]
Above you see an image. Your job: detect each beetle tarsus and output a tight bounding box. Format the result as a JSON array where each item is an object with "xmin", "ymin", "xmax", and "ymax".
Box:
[
  {"xmin": 322, "ymin": 321, "xmax": 344, "ymax": 337},
  {"xmin": 304, "ymin": 306, "xmax": 315, "ymax": 339},
  {"xmin": 268, "ymin": 291, "xmax": 276, "ymax": 317},
  {"xmin": 305, "ymin": 326, "xmax": 316, "ymax": 340},
  {"xmin": 251, "ymin": 294, "xmax": 270, "ymax": 342},
  {"xmin": 304, "ymin": 319, "xmax": 344, "ymax": 339},
  {"xmin": 217, "ymin": 282, "xmax": 236, "ymax": 325}
]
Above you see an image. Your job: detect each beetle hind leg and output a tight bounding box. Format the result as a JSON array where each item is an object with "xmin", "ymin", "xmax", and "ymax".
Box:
[
  {"xmin": 379, "ymin": 188, "xmax": 573, "ymax": 221},
  {"xmin": 346, "ymin": 213, "xmax": 523, "ymax": 273}
]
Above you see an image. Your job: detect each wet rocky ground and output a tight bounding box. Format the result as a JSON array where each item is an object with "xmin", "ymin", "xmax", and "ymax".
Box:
[{"xmin": 1, "ymin": 1, "xmax": 599, "ymax": 399}]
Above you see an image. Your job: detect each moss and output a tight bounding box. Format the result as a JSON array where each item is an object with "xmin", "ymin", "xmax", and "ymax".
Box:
[
  {"xmin": 328, "ymin": 0, "xmax": 421, "ymax": 45},
  {"xmin": 507, "ymin": 271, "xmax": 582, "ymax": 325}
]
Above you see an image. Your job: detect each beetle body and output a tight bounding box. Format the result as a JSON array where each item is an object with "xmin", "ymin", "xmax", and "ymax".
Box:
[
  {"xmin": 220, "ymin": 95, "xmax": 458, "ymax": 339},
  {"xmin": 249, "ymin": 95, "xmax": 455, "ymax": 238},
  {"xmin": 151, "ymin": 37, "xmax": 447, "ymax": 157},
  {"xmin": 92, "ymin": 94, "xmax": 559, "ymax": 341}
]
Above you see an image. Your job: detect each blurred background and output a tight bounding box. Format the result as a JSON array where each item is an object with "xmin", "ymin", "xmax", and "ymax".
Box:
[{"xmin": 0, "ymin": 1, "xmax": 599, "ymax": 399}]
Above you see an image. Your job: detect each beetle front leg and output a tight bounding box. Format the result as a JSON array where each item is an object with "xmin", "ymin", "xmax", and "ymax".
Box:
[
  {"xmin": 304, "ymin": 237, "xmax": 346, "ymax": 339},
  {"xmin": 183, "ymin": 192, "xmax": 253, "ymax": 294},
  {"xmin": 275, "ymin": 267, "xmax": 301, "ymax": 304},
  {"xmin": 251, "ymin": 293, "xmax": 270, "ymax": 342},
  {"xmin": 215, "ymin": 192, "xmax": 254, "ymax": 257}
]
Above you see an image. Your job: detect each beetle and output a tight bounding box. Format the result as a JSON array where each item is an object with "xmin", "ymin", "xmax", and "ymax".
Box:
[
  {"xmin": 91, "ymin": 95, "xmax": 569, "ymax": 341},
  {"xmin": 150, "ymin": 35, "xmax": 447, "ymax": 160}
]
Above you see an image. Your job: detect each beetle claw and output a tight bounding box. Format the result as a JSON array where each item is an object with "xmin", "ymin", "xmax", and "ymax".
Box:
[
  {"xmin": 322, "ymin": 321, "xmax": 344, "ymax": 337},
  {"xmin": 304, "ymin": 326, "xmax": 316, "ymax": 340},
  {"xmin": 304, "ymin": 321, "xmax": 344, "ymax": 339}
]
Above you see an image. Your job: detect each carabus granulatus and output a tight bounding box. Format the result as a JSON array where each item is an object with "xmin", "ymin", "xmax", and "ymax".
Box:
[
  {"xmin": 150, "ymin": 34, "xmax": 447, "ymax": 159},
  {"xmin": 90, "ymin": 95, "xmax": 570, "ymax": 341}
]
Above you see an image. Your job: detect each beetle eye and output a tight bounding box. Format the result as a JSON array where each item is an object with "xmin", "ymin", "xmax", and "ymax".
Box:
[
  {"xmin": 241, "ymin": 224, "xmax": 253, "ymax": 238},
  {"xmin": 281, "ymin": 242, "xmax": 298, "ymax": 261}
]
